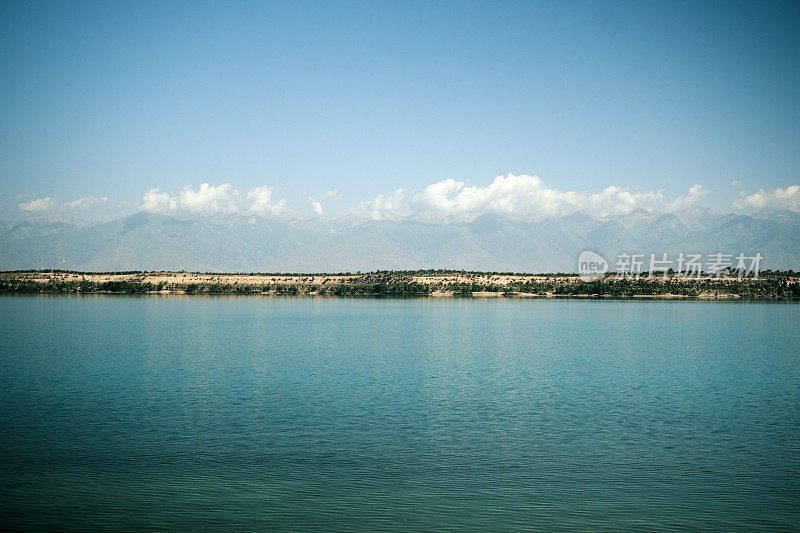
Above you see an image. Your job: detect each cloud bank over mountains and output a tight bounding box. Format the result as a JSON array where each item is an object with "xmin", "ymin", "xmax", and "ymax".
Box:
[
  {"xmin": 19, "ymin": 196, "xmax": 108, "ymax": 214},
  {"xmin": 11, "ymin": 174, "xmax": 800, "ymax": 222},
  {"xmin": 733, "ymin": 185, "xmax": 800, "ymax": 211},
  {"xmin": 134, "ymin": 174, "xmax": 711, "ymax": 220},
  {"xmin": 141, "ymin": 184, "xmax": 288, "ymax": 217},
  {"xmin": 408, "ymin": 175, "xmax": 708, "ymax": 219},
  {"xmin": 4, "ymin": 174, "xmax": 800, "ymax": 272}
]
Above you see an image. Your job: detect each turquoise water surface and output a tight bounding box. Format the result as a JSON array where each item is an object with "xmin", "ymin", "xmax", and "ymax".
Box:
[{"xmin": 1, "ymin": 296, "xmax": 798, "ymax": 531}]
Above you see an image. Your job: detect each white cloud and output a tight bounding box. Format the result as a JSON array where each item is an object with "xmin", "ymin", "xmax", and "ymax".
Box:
[
  {"xmin": 307, "ymin": 189, "xmax": 339, "ymax": 216},
  {"xmin": 18, "ymin": 195, "xmax": 108, "ymax": 216},
  {"xmin": 141, "ymin": 183, "xmax": 240, "ymax": 214},
  {"xmin": 19, "ymin": 197, "xmax": 57, "ymax": 212},
  {"xmin": 309, "ymin": 200, "xmax": 324, "ymax": 216},
  {"xmin": 733, "ymin": 185, "xmax": 800, "ymax": 211},
  {"xmin": 141, "ymin": 188, "xmax": 174, "ymax": 212},
  {"xmin": 576, "ymin": 186, "xmax": 665, "ymax": 216},
  {"xmin": 22, "ymin": 174, "xmax": 725, "ymax": 222},
  {"xmin": 183, "ymin": 183, "xmax": 239, "ymax": 214},
  {"xmin": 667, "ymin": 184, "xmax": 707, "ymax": 211},
  {"xmin": 181, "ymin": 183, "xmax": 239, "ymax": 214},
  {"xmin": 355, "ymin": 189, "xmax": 407, "ymax": 220},
  {"xmin": 246, "ymin": 186, "xmax": 287, "ymax": 217},
  {"xmin": 141, "ymin": 183, "xmax": 287, "ymax": 217},
  {"xmin": 730, "ymin": 179, "xmax": 739, "ymax": 188},
  {"xmin": 410, "ymin": 173, "xmax": 677, "ymax": 218},
  {"xmin": 64, "ymin": 196, "xmax": 108, "ymax": 211}
]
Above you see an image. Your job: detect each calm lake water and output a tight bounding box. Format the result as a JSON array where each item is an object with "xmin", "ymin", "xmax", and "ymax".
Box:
[{"xmin": 0, "ymin": 296, "xmax": 798, "ymax": 531}]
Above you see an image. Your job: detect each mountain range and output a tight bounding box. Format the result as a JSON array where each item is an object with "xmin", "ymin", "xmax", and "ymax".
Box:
[{"xmin": 2, "ymin": 208, "xmax": 799, "ymax": 272}]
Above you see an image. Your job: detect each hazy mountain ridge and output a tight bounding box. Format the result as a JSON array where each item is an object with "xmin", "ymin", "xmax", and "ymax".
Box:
[{"xmin": 2, "ymin": 209, "xmax": 799, "ymax": 272}]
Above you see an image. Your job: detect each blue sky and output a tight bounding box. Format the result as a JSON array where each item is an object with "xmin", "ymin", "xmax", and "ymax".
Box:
[{"xmin": 1, "ymin": 0, "xmax": 799, "ymax": 219}]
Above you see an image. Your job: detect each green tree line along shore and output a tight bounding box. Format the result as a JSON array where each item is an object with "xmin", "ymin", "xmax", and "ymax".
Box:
[{"xmin": 2, "ymin": 271, "xmax": 800, "ymax": 298}]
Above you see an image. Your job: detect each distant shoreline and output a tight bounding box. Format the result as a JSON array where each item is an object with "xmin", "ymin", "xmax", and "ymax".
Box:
[
  {"xmin": 4, "ymin": 293, "xmax": 800, "ymax": 303},
  {"xmin": 2, "ymin": 270, "xmax": 799, "ymax": 300}
]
